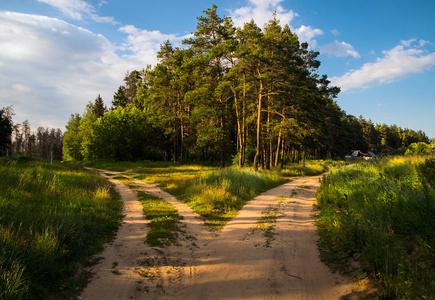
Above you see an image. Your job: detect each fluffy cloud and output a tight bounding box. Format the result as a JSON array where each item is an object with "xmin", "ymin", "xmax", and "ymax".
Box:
[
  {"xmin": 332, "ymin": 40, "xmax": 435, "ymax": 91},
  {"xmin": 37, "ymin": 0, "xmax": 116, "ymax": 24},
  {"xmin": 294, "ymin": 25, "xmax": 323, "ymax": 46},
  {"xmin": 320, "ymin": 40, "xmax": 360, "ymax": 58},
  {"xmin": 229, "ymin": 0, "xmax": 297, "ymax": 28},
  {"xmin": 0, "ymin": 11, "xmax": 181, "ymax": 128},
  {"xmin": 228, "ymin": 0, "xmax": 323, "ymax": 47},
  {"xmin": 118, "ymin": 25, "xmax": 188, "ymax": 65}
]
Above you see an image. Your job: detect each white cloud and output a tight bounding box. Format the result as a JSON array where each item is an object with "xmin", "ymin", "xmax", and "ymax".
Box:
[
  {"xmin": 0, "ymin": 11, "xmax": 181, "ymax": 128},
  {"xmin": 320, "ymin": 40, "xmax": 360, "ymax": 58},
  {"xmin": 118, "ymin": 25, "xmax": 187, "ymax": 65},
  {"xmin": 294, "ymin": 25, "xmax": 323, "ymax": 46},
  {"xmin": 229, "ymin": 0, "xmax": 297, "ymax": 28},
  {"xmin": 37, "ymin": 0, "xmax": 116, "ymax": 24},
  {"xmin": 228, "ymin": 0, "xmax": 322, "ymax": 47},
  {"xmin": 332, "ymin": 39, "xmax": 435, "ymax": 91}
]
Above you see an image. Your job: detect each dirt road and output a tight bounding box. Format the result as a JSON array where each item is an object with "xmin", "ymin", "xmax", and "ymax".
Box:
[{"xmin": 81, "ymin": 171, "xmax": 360, "ymax": 300}]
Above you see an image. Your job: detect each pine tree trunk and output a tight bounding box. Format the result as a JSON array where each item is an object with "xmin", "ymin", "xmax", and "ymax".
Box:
[
  {"xmin": 253, "ymin": 72, "xmax": 263, "ymax": 171},
  {"xmin": 261, "ymin": 143, "xmax": 266, "ymax": 170},
  {"xmin": 241, "ymin": 75, "xmax": 247, "ymax": 167},
  {"xmin": 280, "ymin": 137, "xmax": 285, "ymax": 168},
  {"xmin": 275, "ymin": 127, "xmax": 282, "ymax": 168},
  {"xmin": 233, "ymin": 89, "xmax": 243, "ymax": 167},
  {"xmin": 267, "ymin": 93, "xmax": 272, "ymax": 169}
]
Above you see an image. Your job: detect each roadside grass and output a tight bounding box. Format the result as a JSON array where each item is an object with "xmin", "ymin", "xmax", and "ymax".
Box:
[
  {"xmin": 137, "ymin": 192, "xmax": 181, "ymax": 247},
  {"xmin": 280, "ymin": 159, "xmax": 347, "ymax": 177},
  {"xmin": 316, "ymin": 155, "xmax": 435, "ymax": 298},
  {"xmin": 0, "ymin": 159, "xmax": 122, "ymax": 300}
]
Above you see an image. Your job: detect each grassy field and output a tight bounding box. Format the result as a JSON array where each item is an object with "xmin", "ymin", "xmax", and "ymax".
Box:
[
  {"xmin": 0, "ymin": 159, "xmax": 122, "ymax": 300},
  {"xmin": 86, "ymin": 161, "xmax": 287, "ymax": 229},
  {"xmin": 317, "ymin": 156, "xmax": 435, "ymax": 298}
]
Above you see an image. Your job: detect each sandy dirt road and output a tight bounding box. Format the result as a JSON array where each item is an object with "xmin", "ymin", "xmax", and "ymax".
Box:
[{"xmin": 81, "ymin": 171, "xmax": 360, "ymax": 300}]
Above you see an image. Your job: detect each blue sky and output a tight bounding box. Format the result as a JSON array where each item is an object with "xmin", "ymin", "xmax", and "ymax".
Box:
[{"xmin": 0, "ymin": 0, "xmax": 434, "ymax": 137}]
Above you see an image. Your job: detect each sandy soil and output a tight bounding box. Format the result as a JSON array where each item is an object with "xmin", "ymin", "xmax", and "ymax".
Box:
[{"xmin": 80, "ymin": 171, "xmax": 363, "ymax": 300}]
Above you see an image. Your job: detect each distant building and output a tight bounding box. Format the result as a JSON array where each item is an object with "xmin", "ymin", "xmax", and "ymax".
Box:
[{"xmin": 345, "ymin": 150, "xmax": 377, "ymax": 160}]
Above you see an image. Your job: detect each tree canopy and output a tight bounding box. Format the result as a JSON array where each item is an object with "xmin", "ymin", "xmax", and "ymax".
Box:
[{"xmin": 63, "ymin": 6, "xmax": 429, "ymax": 165}]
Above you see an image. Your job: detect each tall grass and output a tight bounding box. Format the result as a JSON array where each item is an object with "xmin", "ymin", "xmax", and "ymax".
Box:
[
  {"xmin": 317, "ymin": 156, "xmax": 435, "ymax": 298},
  {"xmin": 0, "ymin": 159, "xmax": 122, "ymax": 299},
  {"xmin": 164, "ymin": 167, "xmax": 286, "ymax": 228}
]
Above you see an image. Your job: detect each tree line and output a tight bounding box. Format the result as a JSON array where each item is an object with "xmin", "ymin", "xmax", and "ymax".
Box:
[
  {"xmin": 63, "ymin": 5, "xmax": 429, "ymax": 167},
  {"xmin": 0, "ymin": 107, "xmax": 63, "ymax": 160}
]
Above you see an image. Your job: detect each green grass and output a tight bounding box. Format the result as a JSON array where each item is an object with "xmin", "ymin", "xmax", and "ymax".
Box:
[
  {"xmin": 162, "ymin": 167, "xmax": 286, "ymax": 229},
  {"xmin": 280, "ymin": 159, "xmax": 347, "ymax": 177},
  {"xmin": 316, "ymin": 156, "xmax": 435, "ymax": 299},
  {"xmin": 138, "ymin": 192, "xmax": 181, "ymax": 247},
  {"xmin": 0, "ymin": 159, "xmax": 122, "ymax": 300}
]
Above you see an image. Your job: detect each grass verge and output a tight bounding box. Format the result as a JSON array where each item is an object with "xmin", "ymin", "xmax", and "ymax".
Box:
[
  {"xmin": 316, "ymin": 155, "xmax": 435, "ymax": 298},
  {"xmin": 0, "ymin": 159, "xmax": 122, "ymax": 300},
  {"xmin": 138, "ymin": 192, "xmax": 181, "ymax": 247}
]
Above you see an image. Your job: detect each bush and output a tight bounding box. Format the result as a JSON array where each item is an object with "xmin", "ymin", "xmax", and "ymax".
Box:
[
  {"xmin": 87, "ymin": 106, "xmax": 165, "ymax": 161},
  {"xmin": 405, "ymin": 142, "xmax": 433, "ymax": 155}
]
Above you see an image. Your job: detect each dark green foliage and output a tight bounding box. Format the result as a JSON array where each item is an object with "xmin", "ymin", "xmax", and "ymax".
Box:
[
  {"xmin": 111, "ymin": 71, "xmax": 142, "ymax": 109},
  {"xmin": 317, "ymin": 156, "xmax": 435, "ymax": 298},
  {"xmin": 92, "ymin": 94, "xmax": 106, "ymax": 118},
  {"xmin": 0, "ymin": 107, "xmax": 13, "ymax": 156},
  {"xmin": 0, "ymin": 160, "xmax": 122, "ymax": 299},
  {"xmin": 91, "ymin": 106, "xmax": 164, "ymax": 160},
  {"xmin": 112, "ymin": 86, "xmax": 128, "ymax": 109}
]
